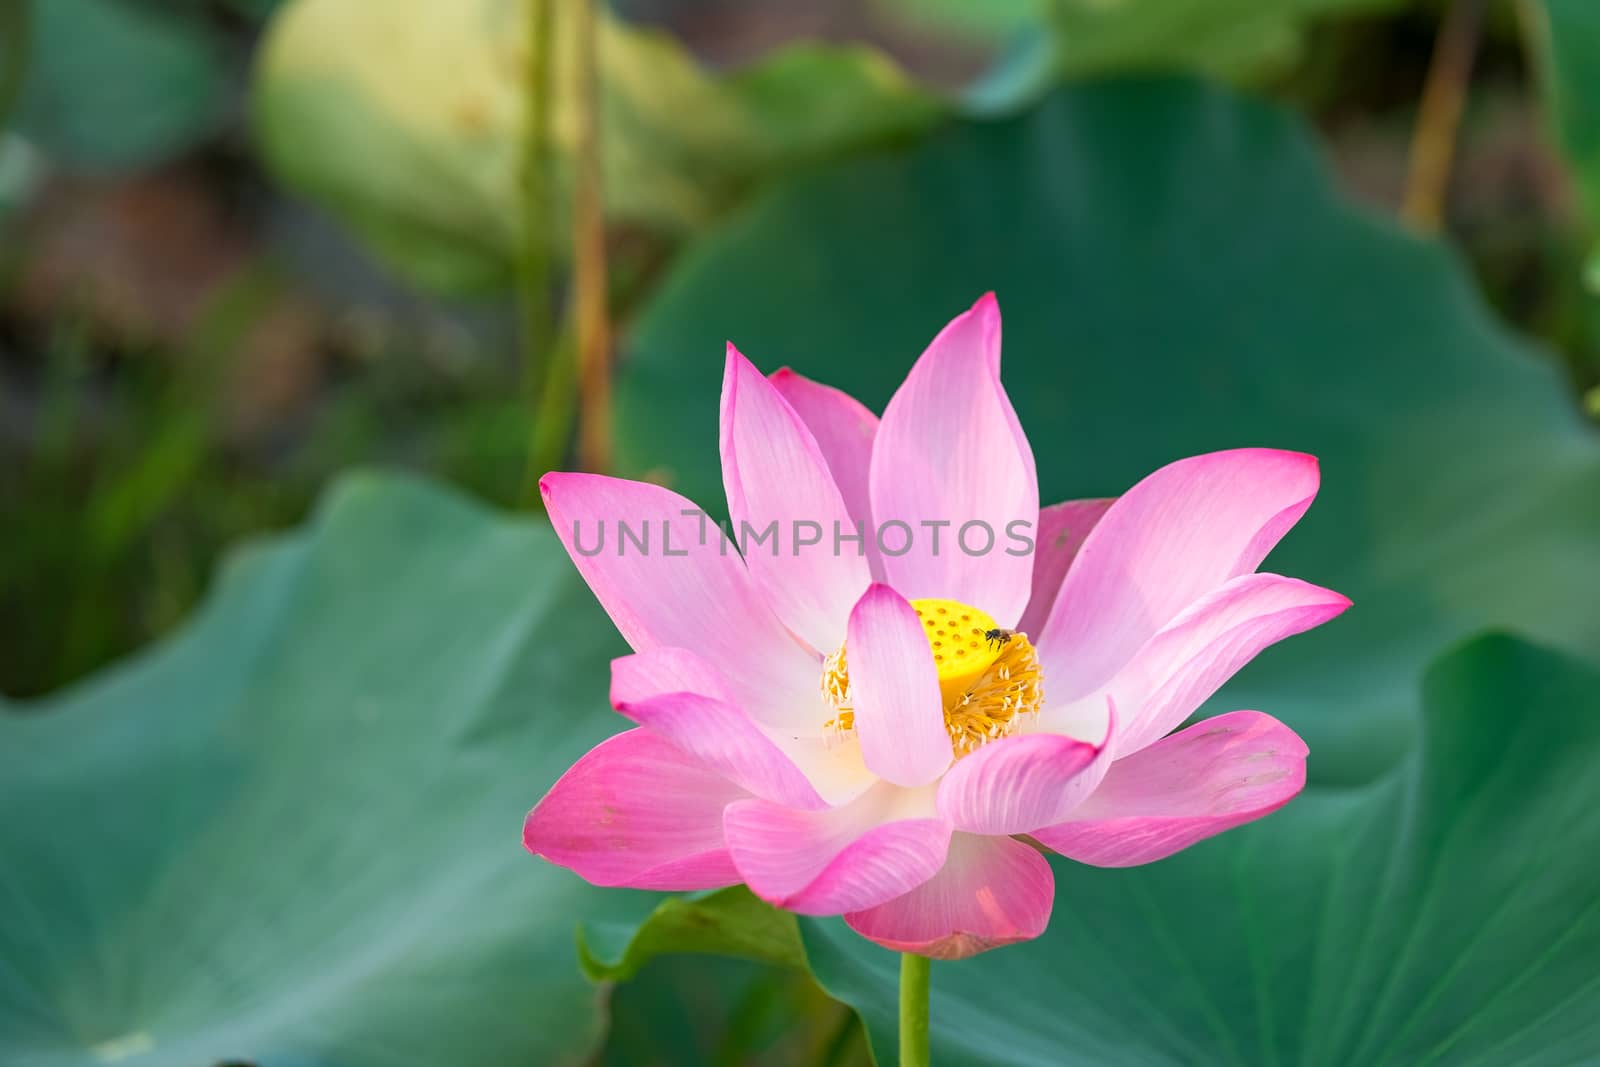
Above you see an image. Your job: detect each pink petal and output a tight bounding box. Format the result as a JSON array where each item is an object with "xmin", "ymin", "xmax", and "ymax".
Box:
[
  {"xmin": 763, "ymin": 735, "xmax": 878, "ymax": 809},
  {"xmin": 1087, "ymin": 573, "xmax": 1350, "ymax": 755},
  {"xmin": 609, "ymin": 642, "xmax": 874, "ymax": 808},
  {"xmin": 846, "ymin": 584, "xmax": 953, "ymax": 787},
  {"xmin": 611, "ymin": 649, "xmax": 827, "ymax": 811},
  {"xmin": 540, "ymin": 472, "xmax": 817, "ymax": 727},
  {"xmin": 869, "ymin": 293, "xmax": 1038, "ymax": 626},
  {"xmin": 1033, "ymin": 711, "xmax": 1308, "ymax": 867},
  {"xmin": 935, "ymin": 702, "xmax": 1113, "ymax": 835},
  {"xmin": 845, "ymin": 832, "xmax": 1053, "ymax": 959},
  {"xmin": 523, "ymin": 728, "xmax": 746, "ymax": 890},
  {"xmin": 1014, "ymin": 497, "xmax": 1115, "ymax": 640},
  {"xmin": 722, "ymin": 346, "xmax": 872, "ymax": 653},
  {"xmin": 1036, "ymin": 448, "xmax": 1322, "ymax": 699},
  {"xmin": 723, "ymin": 783, "xmax": 950, "ymax": 915},
  {"xmin": 769, "ymin": 367, "xmax": 882, "ymax": 579}
]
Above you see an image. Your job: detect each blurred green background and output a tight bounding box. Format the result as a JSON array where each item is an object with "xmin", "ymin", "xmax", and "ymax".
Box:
[
  {"xmin": 3, "ymin": 1, "xmax": 1600, "ymax": 1065},
  {"xmin": 3, "ymin": 0, "xmax": 1598, "ymax": 702}
]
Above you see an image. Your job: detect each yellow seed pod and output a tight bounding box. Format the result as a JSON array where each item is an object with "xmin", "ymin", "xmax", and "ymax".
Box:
[{"xmin": 907, "ymin": 597, "xmax": 1004, "ymax": 707}]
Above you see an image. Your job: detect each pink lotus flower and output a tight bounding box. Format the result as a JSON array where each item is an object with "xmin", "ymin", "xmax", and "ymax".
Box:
[{"xmin": 525, "ymin": 294, "xmax": 1349, "ymax": 959}]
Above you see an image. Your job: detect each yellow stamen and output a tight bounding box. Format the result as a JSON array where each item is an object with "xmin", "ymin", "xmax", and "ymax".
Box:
[{"xmin": 821, "ymin": 597, "xmax": 1044, "ymax": 757}]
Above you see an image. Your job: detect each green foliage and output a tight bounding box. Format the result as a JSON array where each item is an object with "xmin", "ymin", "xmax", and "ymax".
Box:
[
  {"xmin": 1536, "ymin": 0, "xmax": 1600, "ymax": 287},
  {"xmin": 10, "ymin": 0, "xmax": 226, "ymax": 171},
  {"xmin": 252, "ymin": 0, "xmax": 946, "ymax": 292},
  {"xmin": 581, "ymin": 887, "xmax": 806, "ymax": 984},
  {"xmin": 1049, "ymin": 0, "xmax": 1400, "ymax": 81},
  {"xmin": 885, "ymin": 0, "xmax": 1401, "ymax": 111},
  {"xmin": 7, "ymin": 3, "xmax": 1600, "ymax": 1062},
  {"xmin": 618, "ymin": 77, "xmax": 1600, "ymax": 789},
  {"xmin": 873, "ymin": 0, "xmax": 1044, "ymax": 43},
  {"xmin": 602, "ymin": 955, "xmax": 866, "ymax": 1067},
  {"xmin": 0, "ymin": 270, "xmax": 542, "ymax": 698},
  {"xmin": 0, "ymin": 475, "xmax": 651, "ymax": 1067}
]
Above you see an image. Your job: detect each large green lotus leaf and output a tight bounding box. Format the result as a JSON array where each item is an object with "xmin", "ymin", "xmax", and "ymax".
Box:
[
  {"xmin": 12, "ymin": 0, "xmax": 226, "ymax": 171},
  {"xmin": 800, "ymin": 634, "xmax": 1600, "ymax": 1065},
  {"xmin": 252, "ymin": 0, "xmax": 944, "ymax": 292},
  {"xmin": 580, "ymin": 636, "xmax": 1600, "ymax": 1064},
  {"xmin": 618, "ymin": 77, "xmax": 1600, "ymax": 787},
  {"xmin": 1535, "ymin": 0, "xmax": 1600, "ymax": 285},
  {"xmin": 0, "ymin": 474, "xmax": 652, "ymax": 1066}
]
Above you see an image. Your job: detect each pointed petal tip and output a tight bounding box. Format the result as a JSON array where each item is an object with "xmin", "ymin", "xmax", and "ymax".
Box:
[
  {"xmin": 1285, "ymin": 578, "xmax": 1354, "ymax": 618},
  {"xmin": 1287, "ymin": 448, "xmax": 1321, "ymax": 488},
  {"xmin": 723, "ymin": 344, "xmax": 778, "ymax": 415},
  {"xmin": 1214, "ymin": 710, "xmax": 1312, "ymax": 759},
  {"xmin": 971, "ymin": 292, "xmax": 1002, "ymax": 347},
  {"xmin": 869, "ymin": 286, "xmax": 1031, "ymax": 615},
  {"xmin": 521, "ymin": 796, "xmax": 580, "ymax": 866},
  {"xmin": 1035, "ymin": 710, "xmax": 1309, "ymax": 867},
  {"xmin": 520, "ymin": 803, "xmax": 568, "ymax": 862},
  {"xmin": 1229, "ymin": 446, "xmax": 1322, "ymax": 491},
  {"xmin": 723, "ymin": 343, "xmax": 763, "ymax": 391},
  {"xmin": 537, "ymin": 470, "xmax": 582, "ymax": 502},
  {"xmin": 520, "ymin": 806, "xmax": 543, "ymax": 855},
  {"xmin": 959, "ymin": 291, "xmax": 1001, "ymax": 340},
  {"xmin": 848, "ymin": 582, "xmax": 909, "ymax": 617},
  {"xmin": 1215, "ymin": 445, "xmax": 1319, "ymax": 469}
]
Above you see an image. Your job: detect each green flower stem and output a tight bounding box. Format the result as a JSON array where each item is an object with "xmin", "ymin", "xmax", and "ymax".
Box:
[
  {"xmin": 517, "ymin": 0, "xmax": 556, "ymax": 507},
  {"xmin": 899, "ymin": 952, "xmax": 931, "ymax": 1067},
  {"xmin": 526, "ymin": 318, "xmax": 578, "ymax": 494}
]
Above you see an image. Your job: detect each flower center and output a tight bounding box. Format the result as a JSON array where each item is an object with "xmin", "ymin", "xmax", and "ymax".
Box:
[{"xmin": 821, "ymin": 597, "xmax": 1044, "ymax": 757}]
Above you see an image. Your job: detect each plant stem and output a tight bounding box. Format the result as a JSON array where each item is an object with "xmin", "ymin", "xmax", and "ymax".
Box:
[
  {"xmin": 526, "ymin": 316, "xmax": 579, "ymax": 502},
  {"xmin": 517, "ymin": 0, "xmax": 556, "ymax": 507},
  {"xmin": 0, "ymin": 0, "xmax": 31, "ymax": 128},
  {"xmin": 571, "ymin": 0, "xmax": 613, "ymax": 473},
  {"xmin": 1402, "ymin": 0, "xmax": 1486, "ymax": 232},
  {"xmin": 899, "ymin": 953, "xmax": 931, "ymax": 1067}
]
